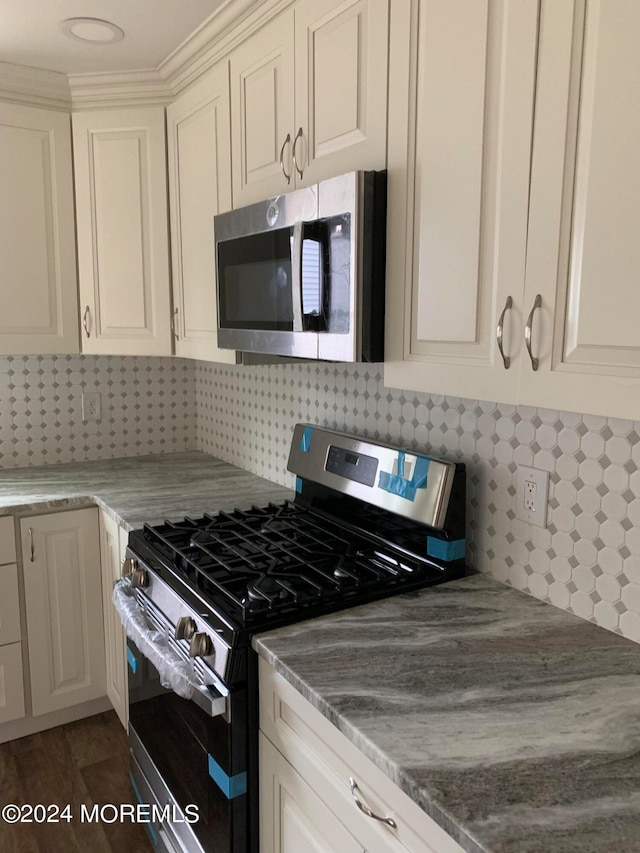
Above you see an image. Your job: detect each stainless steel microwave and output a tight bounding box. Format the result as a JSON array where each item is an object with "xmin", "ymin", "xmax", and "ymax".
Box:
[{"xmin": 214, "ymin": 170, "xmax": 386, "ymax": 362}]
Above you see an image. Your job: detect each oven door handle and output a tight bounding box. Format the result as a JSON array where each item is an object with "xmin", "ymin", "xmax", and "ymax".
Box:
[
  {"xmin": 113, "ymin": 580, "xmax": 227, "ymax": 719},
  {"xmin": 159, "ymin": 826, "xmax": 191, "ymax": 853}
]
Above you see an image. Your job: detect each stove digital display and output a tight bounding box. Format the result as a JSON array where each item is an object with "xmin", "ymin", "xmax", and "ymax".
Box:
[{"xmin": 325, "ymin": 445, "xmax": 378, "ymax": 486}]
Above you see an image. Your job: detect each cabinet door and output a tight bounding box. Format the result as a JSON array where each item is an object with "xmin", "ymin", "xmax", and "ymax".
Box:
[
  {"xmin": 0, "ymin": 643, "xmax": 25, "ymax": 724},
  {"xmin": 0, "ymin": 103, "xmax": 79, "ymax": 355},
  {"xmin": 294, "ymin": 0, "xmax": 389, "ymax": 186},
  {"xmin": 230, "ymin": 10, "xmax": 295, "ymax": 206},
  {"xmin": 167, "ymin": 63, "xmax": 237, "ymax": 363},
  {"xmin": 99, "ymin": 511, "xmax": 127, "ymax": 729},
  {"xmin": 0, "ymin": 564, "xmax": 21, "ymax": 646},
  {"xmin": 384, "ymin": 0, "xmax": 538, "ymax": 404},
  {"xmin": 73, "ymin": 107, "xmax": 172, "ymax": 356},
  {"xmin": 21, "ymin": 509, "xmax": 106, "ymax": 717},
  {"xmin": 521, "ymin": 0, "xmax": 640, "ymax": 420},
  {"xmin": 260, "ymin": 733, "xmax": 362, "ymax": 853},
  {"xmin": 0, "ymin": 516, "xmax": 16, "ymax": 565}
]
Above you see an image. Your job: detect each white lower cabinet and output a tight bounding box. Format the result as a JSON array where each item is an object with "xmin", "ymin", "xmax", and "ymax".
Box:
[
  {"xmin": 259, "ymin": 658, "xmax": 463, "ymax": 853},
  {"xmin": 260, "ymin": 731, "xmax": 362, "ymax": 853},
  {"xmin": 99, "ymin": 510, "xmax": 128, "ymax": 729},
  {"xmin": 20, "ymin": 508, "xmax": 106, "ymax": 717},
  {"xmin": 0, "ymin": 643, "xmax": 26, "ymax": 724},
  {"xmin": 0, "ymin": 516, "xmax": 23, "ymax": 725}
]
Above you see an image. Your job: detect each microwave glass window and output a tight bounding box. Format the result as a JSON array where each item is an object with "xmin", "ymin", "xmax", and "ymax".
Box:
[
  {"xmin": 301, "ymin": 238, "xmax": 322, "ymax": 316},
  {"xmin": 218, "ymin": 227, "xmax": 294, "ymax": 330}
]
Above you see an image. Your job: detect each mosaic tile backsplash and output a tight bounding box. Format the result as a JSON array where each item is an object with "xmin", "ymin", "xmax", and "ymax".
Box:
[
  {"xmin": 0, "ymin": 355, "xmax": 197, "ymax": 468},
  {"xmin": 2, "ymin": 353, "xmax": 640, "ymax": 644},
  {"xmin": 194, "ymin": 361, "xmax": 640, "ymax": 644}
]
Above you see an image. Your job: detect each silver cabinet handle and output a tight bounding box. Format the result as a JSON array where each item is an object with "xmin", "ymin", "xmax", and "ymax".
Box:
[
  {"xmin": 279, "ymin": 133, "xmax": 292, "ymax": 184},
  {"xmin": 83, "ymin": 305, "xmax": 91, "ymax": 339},
  {"xmin": 496, "ymin": 295, "xmax": 513, "ymax": 369},
  {"xmin": 524, "ymin": 293, "xmax": 542, "ymax": 371},
  {"xmin": 29, "ymin": 527, "xmax": 34, "ymax": 562},
  {"xmin": 349, "ymin": 777, "xmax": 397, "ymax": 828},
  {"xmin": 171, "ymin": 307, "xmax": 179, "ymax": 341},
  {"xmin": 292, "ymin": 127, "xmax": 304, "ymax": 179}
]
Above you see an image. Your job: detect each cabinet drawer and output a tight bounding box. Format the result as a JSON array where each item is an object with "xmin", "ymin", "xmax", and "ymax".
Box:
[
  {"xmin": 0, "ymin": 564, "xmax": 21, "ymax": 645},
  {"xmin": 0, "ymin": 516, "xmax": 16, "ymax": 565},
  {"xmin": 259, "ymin": 659, "xmax": 464, "ymax": 853},
  {"xmin": 0, "ymin": 642, "xmax": 25, "ymax": 724}
]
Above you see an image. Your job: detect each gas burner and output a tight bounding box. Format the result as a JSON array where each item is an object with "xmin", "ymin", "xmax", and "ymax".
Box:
[{"xmin": 244, "ymin": 576, "xmax": 289, "ymax": 606}]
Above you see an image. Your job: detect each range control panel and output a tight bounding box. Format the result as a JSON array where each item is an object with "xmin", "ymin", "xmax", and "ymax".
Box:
[{"xmin": 325, "ymin": 445, "xmax": 378, "ymax": 487}]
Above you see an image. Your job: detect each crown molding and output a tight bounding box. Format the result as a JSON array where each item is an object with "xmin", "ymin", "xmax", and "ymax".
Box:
[
  {"xmin": 0, "ymin": 61, "xmax": 70, "ymax": 111},
  {"xmin": 1, "ymin": 0, "xmax": 293, "ymax": 113},
  {"xmin": 68, "ymin": 68, "xmax": 172, "ymax": 110},
  {"xmin": 160, "ymin": 0, "xmax": 294, "ymax": 95}
]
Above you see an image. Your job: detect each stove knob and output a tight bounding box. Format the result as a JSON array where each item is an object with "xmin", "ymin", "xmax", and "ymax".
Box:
[
  {"xmin": 121, "ymin": 557, "xmax": 137, "ymax": 578},
  {"xmin": 175, "ymin": 616, "xmax": 197, "ymax": 641},
  {"xmin": 190, "ymin": 632, "xmax": 213, "ymax": 658},
  {"xmin": 130, "ymin": 567, "xmax": 149, "ymax": 589}
]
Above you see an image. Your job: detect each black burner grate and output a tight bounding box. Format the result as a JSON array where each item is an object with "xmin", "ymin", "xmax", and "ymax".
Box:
[{"xmin": 141, "ymin": 502, "xmax": 445, "ymax": 625}]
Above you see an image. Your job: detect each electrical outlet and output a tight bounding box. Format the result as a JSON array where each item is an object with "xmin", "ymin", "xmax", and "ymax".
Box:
[
  {"xmin": 82, "ymin": 391, "xmax": 101, "ymax": 422},
  {"xmin": 516, "ymin": 465, "xmax": 549, "ymax": 528},
  {"xmin": 524, "ymin": 480, "xmax": 537, "ymax": 512}
]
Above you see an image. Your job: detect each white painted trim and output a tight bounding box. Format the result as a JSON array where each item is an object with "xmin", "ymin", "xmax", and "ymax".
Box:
[
  {"xmin": 161, "ymin": 0, "xmax": 295, "ymax": 96},
  {"xmin": 5, "ymin": 0, "xmax": 298, "ymax": 111},
  {"xmin": 68, "ymin": 68, "xmax": 172, "ymax": 110},
  {"xmin": 0, "ymin": 60, "xmax": 71, "ymax": 111},
  {"xmin": 0, "ymin": 695, "xmax": 112, "ymax": 744}
]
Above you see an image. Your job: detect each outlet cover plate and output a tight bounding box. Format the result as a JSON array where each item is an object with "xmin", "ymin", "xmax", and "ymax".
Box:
[
  {"xmin": 82, "ymin": 391, "xmax": 101, "ymax": 422},
  {"xmin": 516, "ymin": 465, "xmax": 549, "ymax": 528}
]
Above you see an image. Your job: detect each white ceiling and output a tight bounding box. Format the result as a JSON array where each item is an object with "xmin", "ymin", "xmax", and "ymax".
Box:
[{"xmin": 0, "ymin": 0, "xmax": 229, "ymax": 75}]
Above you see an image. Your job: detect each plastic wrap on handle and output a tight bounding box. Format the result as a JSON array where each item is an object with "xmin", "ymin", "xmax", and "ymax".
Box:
[{"xmin": 112, "ymin": 579, "xmax": 195, "ymax": 700}]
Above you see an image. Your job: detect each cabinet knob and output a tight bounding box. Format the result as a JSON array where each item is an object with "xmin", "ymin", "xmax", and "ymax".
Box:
[
  {"xmin": 175, "ymin": 616, "xmax": 197, "ymax": 641},
  {"xmin": 189, "ymin": 632, "xmax": 213, "ymax": 658}
]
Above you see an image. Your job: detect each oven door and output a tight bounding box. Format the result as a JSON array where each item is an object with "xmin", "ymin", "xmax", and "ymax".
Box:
[
  {"xmin": 127, "ymin": 638, "xmax": 249, "ymax": 853},
  {"xmin": 113, "ymin": 577, "xmax": 251, "ymax": 853}
]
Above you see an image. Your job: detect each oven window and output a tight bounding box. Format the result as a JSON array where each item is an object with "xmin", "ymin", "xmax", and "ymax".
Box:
[
  {"xmin": 217, "ymin": 227, "xmax": 294, "ymax": 330},
  {"xmin": 128, "ymin": 641, "xmax": 247, "ymax": 853}
]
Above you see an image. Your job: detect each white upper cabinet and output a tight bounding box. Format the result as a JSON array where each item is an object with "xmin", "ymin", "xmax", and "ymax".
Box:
[
  {"xmin": 293, "ymin": 0, "xmax": 389, "ymax": 186},
  {"xmin": 520, "ymin": 0, "xmax": 640, "ymax": 420},
  {"xmin": 0, "ymin": 102, "xmax": 79, "ymax": 355},
  {"xmin": 230, "ymin": 10, "xmax": 296, "ymax": 206},
  {"xmin": 386, "ymin": 0, "xmax": 640, "ymax": 422},
  {"xmin": 73, "ymin": 107, "xmax": 172, "ymax": 356},
  {"xmin": 230, "ymin": 0, "xmax": 389, "ymax": 207},
  {"xmin": 384, "ymin": 0, "xmax": 538, "ymax": 404},
  {"xmin": 167, "ymin": 62, "xmax": 237, "ymax": 362}
]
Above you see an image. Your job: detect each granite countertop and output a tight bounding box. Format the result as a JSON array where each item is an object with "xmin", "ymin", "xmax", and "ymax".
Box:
[
  {"xmin": 0, "ymin": 451, "xmax": 293, "ymax": 529},
  {"xmin": 254, "ymin": 573, "xmax": 640, "ymax": 853}
]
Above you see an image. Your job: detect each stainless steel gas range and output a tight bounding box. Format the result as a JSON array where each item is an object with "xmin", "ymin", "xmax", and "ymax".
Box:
[{"xmin": 114, "ymin": 424, "xmax": 466, "ymax": 853}]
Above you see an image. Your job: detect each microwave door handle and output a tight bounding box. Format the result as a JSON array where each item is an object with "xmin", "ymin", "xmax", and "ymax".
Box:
[{"xmin": 291, "ymin": 221, "xmax": 304, "ymax": 332}]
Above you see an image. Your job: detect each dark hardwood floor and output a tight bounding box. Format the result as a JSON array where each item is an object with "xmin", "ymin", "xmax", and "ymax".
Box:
[{"xmin": 0, "ymin": 711, "xmax": 152, "ymax": 853}]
